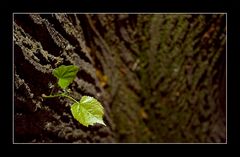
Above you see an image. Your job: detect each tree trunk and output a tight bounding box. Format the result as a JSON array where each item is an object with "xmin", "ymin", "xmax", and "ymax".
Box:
[{"xmin": 14, "ymin": 13, "xmax": 226, "ymax": 143}]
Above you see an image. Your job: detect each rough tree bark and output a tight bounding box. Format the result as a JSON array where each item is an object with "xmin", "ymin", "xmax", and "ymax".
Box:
[{"xmin": 14, "ymin": 14, "xmax": 226, "ymax": 143}]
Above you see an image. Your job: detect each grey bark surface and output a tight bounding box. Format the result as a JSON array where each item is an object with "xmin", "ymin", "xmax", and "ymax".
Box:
[{"xmin": 14, "ymin": 14, "xmax": 226, "ymax": 143}]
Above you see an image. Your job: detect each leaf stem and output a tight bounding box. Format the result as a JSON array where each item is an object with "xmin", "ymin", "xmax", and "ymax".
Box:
[
  {"xmin": 43, "ymin": 93, "xmax": 78, "ymax": 104},
  {"xmin": 61, "ymin": 93, "xmax": 79, "ymax": 104}
]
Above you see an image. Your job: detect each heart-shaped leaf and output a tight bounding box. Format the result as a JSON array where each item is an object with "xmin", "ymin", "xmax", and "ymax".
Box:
[
  {"xmin": 70, "ymin": 96, "xmax": 106, "ymax": 127},
  {"xmin": 52, "ymin": 65, "xmax": 79, "ymax": 89}
]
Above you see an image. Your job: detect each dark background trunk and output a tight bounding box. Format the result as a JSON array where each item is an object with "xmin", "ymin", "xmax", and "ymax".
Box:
[{"xmin": 14, "ymin": 13, "xmax": 226, "ymax": 143}]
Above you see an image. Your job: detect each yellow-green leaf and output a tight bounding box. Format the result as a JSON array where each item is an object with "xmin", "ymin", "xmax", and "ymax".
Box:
[{"xmin": 70, "ymin": 96, "xmax": 106, "ymax": 127}]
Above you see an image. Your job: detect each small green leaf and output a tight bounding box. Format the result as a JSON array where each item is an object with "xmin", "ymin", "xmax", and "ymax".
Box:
[
  {"xmin": 70, "ymin": 96, "xmax": 106, "ymax": 127},
  {"xmin": 52, "ymin": 65, "xmax": 79, "ymax": 89}
]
